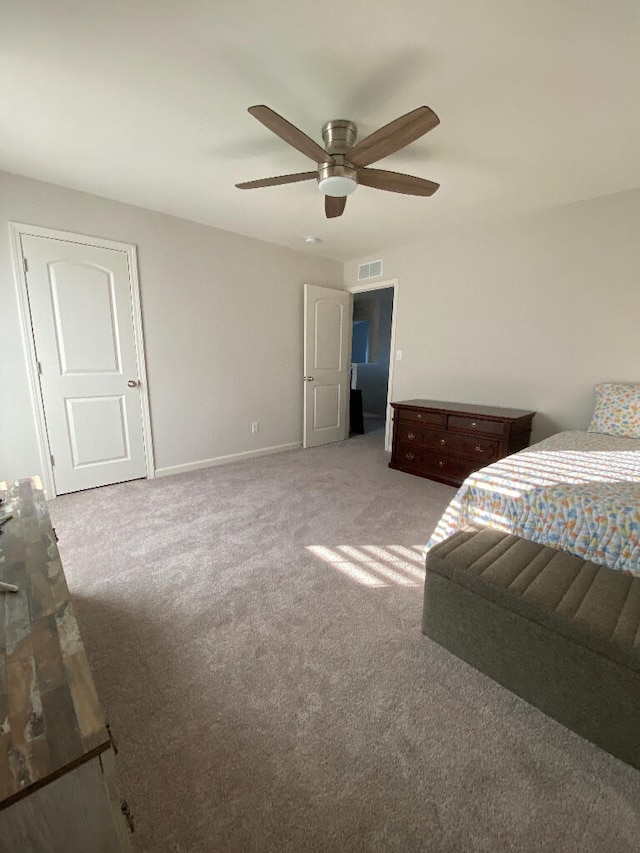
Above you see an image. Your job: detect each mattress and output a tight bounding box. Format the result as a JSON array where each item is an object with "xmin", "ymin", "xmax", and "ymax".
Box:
[{"xmin": 427, "ymin": 430, "xmax": 640, "ymax": 575}]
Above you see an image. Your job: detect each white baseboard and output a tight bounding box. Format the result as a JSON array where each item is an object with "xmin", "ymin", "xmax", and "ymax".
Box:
[{"xmin": 154, "ymin": 442, "xmax": 301, "ymax": 478}]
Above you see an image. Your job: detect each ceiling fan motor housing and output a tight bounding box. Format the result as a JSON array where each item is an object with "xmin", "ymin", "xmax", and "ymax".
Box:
[
  {"xmin": 318, "ymin": 121, "xmax": 358, "ymax": 195},
  {"xmin": 321, "ymin": 120, "xmax": 357, "ymax": 155}
]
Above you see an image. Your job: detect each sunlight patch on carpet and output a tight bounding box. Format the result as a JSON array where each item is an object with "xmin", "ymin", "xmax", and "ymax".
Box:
[{"xmin": 307, "ymin": 544, "xmax": 425, "ymax": 587}]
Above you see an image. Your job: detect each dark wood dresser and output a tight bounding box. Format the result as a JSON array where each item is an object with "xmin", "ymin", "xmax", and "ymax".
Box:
[{"xmin": 390, "ymin": 400, "xmax": 536, "ymax": 486}]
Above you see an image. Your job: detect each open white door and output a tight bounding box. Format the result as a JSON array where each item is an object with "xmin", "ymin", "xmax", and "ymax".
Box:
[
  {"xmin": 19, "ymin": 232, "xmax": 152, "ymax": 495},
  {"xmin": 303, "ymin": 284, "xmax": 351, "ymax": 449}
]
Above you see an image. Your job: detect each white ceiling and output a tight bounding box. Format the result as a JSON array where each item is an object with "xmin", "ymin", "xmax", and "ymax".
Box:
[{"xmin": 2, "ymin": 1, "xmax": 639, "ymax": 261}]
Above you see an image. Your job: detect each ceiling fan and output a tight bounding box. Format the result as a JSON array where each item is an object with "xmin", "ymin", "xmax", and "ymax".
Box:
[{"xmin": 235, "ymin": 105, "xmax": 440, "ymax": 218}]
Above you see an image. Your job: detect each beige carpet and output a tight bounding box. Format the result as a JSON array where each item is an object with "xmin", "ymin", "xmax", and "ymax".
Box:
[{"xmin": 49, "ymin": 426, "xmax": 640, "ymax": 852}]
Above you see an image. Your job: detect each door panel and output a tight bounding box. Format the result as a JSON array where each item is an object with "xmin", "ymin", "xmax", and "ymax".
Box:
[
  {"xmin": 66, "ymin": 396, "xmax": 129, "ymax": 466},
  {"xmin": 314, "ymin": 300, "xmax": 344, "ymax": 370},
  {"xmin": 313, "ymin": 385, "xmax": 341, "ymax": 430},
  {"xmin": 50, "ymin": 262, "xmax": 121, "ymax": 374},
  {"xmin": 21, "ymin": 234, "xmax": 149, "ymax": 494},
  {"xmin": 303, "ymin": 284, "xmax": 351, "ymax": 448}
]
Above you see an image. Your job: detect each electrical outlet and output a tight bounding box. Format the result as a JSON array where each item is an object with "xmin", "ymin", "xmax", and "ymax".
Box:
[{"xmin": 251, "ymin": 421, "xmax": 259, "ymax": 434}]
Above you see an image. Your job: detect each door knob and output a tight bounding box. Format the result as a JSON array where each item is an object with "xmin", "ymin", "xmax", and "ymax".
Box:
[
  {"xmin": 303, "ymin": 376, "xmax": 314, "ymax": 382},
  {"xmin": 127, "ymin": 380, "xmax": 139, "ymax": 388}
]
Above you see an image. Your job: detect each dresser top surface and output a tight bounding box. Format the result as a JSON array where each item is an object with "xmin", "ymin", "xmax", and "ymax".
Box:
[
  {"xmin": 0, "ymin": 478, "xmax": 109, "ymax": 808},
  {"xmin": 391, "ymin": 399, "xmax": 536, "ymax": 420}
]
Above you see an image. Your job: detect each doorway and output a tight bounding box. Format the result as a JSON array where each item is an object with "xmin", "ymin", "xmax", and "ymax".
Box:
[{"xmin": 348, "ymin": 280, "xmax": 398, "ymax": 451}]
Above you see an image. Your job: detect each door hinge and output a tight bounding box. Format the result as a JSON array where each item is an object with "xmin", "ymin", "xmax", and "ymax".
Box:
[
  {"xmin": 50, "ymin": 454, "xmax": 55, "ymax": 467},
  {"xmin": 37, "ymin": 360, "xmax": 42, "ymax": 375},
  {"xmin": 23, "ymin": 257, "xmax": 28, "ymax": 273}
]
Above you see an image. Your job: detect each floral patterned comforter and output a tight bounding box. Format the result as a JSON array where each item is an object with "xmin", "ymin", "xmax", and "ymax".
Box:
[{"xmin": 427, "ymin": 430, "xmax": 640, "ymax": 575}]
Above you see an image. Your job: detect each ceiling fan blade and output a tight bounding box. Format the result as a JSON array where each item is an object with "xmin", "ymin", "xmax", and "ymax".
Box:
[
  {"xmin": 347, "ymin": 106, "xmax": 440, "ymax": 168},
  {"xmin": 325, "ymin": 196, "xmax": 347, "ymax": 218},
  {"xmin": 248, "ymin": 105, "xmax": 334, "ymax": 165},
  {"xmin": 236, "ymin": 171, "xmax": 317, "ymax": 190},
  {"xmin": 357, "ymin": 168, "xmax": 440, "ymax": 196}
]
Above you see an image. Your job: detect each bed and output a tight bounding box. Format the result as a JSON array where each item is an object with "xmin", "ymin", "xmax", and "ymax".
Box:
[
  {"xmin": 421, "ymin": 387, "xmax": 640, "ymax": 767},
  {"xmin": 426, "ymin": 429, "xmax": 640, "ymax": 576}
]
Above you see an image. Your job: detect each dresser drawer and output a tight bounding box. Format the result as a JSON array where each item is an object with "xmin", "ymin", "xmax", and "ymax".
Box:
[
  {"xmin": 398, "ymin": 424, "xmax": 424, "ymax": 445},
  {"xmin": 395, "ymin": 446, "xmax": 473, "ymax": 483},
  {"xmin": 421, "ymin": 429, "xmax": 449, "ymax": 451},
  {"xmin": 420, "ymin": 429, "xmax": 497, "ymax": 461},
  {"xmin": 454, "ymin": 434, "xmax": 499, "ymax": 462},
  {"xmin": 422, "ymin": 452, "xmax": 479, "ymax": 483},
  {"xmin": 398, "ymin": 409, "xmax": 446, "ymax": 427},
  {"xmin": 447, "ymin": 414, "xmax": 505, "ymax": 436},
  {"xmin": 396, "ymin": 444, "xmax": 424, "ymax": 467}
]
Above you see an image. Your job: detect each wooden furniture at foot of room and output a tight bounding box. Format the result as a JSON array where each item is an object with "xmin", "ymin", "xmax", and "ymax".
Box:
[
  {"xmin": 390, "ymin": 400, "xmax": 536, "ymax": 487},
  {"xmin": 0, "ymin": 478, "xmax": 132, "ymax": 852}
]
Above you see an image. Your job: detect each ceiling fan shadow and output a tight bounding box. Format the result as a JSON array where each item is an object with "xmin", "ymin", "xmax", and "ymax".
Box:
[
  {"xmin": 208, "ymin": 136, "xmax": 285, "ymax": 161},
  {"xmin": 208, "ymin": 42, "xmax": 320, "ymax": 131},
  {"xmin": 341, "ymin": 48, "xmax": 433, "ymax": 116}
]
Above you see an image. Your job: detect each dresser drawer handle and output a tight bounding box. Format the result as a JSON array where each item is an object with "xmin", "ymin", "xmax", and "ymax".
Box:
[
  {"xmin": 471, "ymin": 421, "xmax": 477, "ymax": 427},
  {"xmin": 439, "ymin": 438, "xmax": 446, "ymax": 445},
  {"xmin": 438, "ymin": 460, "xmax": 444, "ymax": 467},
  {"xmin": 405, "ymin": 452, "xmax": 415, "ymax": 461},
  {"xmin": 475, "ymin": 445, "xmax": 484, "ymax": 452},
  {"xmin": 407, "ymin": 432, "xmax": 416, "ymax": 440},
  {"xmin": 417, "ymin": 414, "xmax": 422, "ymax": 419}
]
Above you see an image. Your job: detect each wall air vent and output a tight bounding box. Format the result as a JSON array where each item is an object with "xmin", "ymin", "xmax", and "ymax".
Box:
[{"xmin": 357, "ymin": 259, "xmax": 383, "ymax": 281}]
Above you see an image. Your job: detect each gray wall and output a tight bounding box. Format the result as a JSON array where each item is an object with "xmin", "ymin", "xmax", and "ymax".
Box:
[
  {"xmin": 4, "ymin": 171, "xmax": 638, "ymax": 484},
  {"xmin": 345, "ymin": 188, "xmax": 640, "ymax": 443},
  {"xmin": 0, "ymin": 171, "xmax": 343, "ymax": 482}
]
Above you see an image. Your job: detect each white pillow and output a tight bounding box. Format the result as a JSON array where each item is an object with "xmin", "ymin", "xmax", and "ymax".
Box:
[{"xmin": 588, "ymin": 382, "xmax": 640, "ymax": 438}]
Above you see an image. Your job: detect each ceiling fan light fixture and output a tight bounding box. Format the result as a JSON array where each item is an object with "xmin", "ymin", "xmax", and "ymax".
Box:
[
  {"xmin": 317, "ymin": 162, "xmax": 358, "ymax": 197},
  {"xmin": 318, "ymin": 175, "xmax": 357, "ymax": 197}
]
